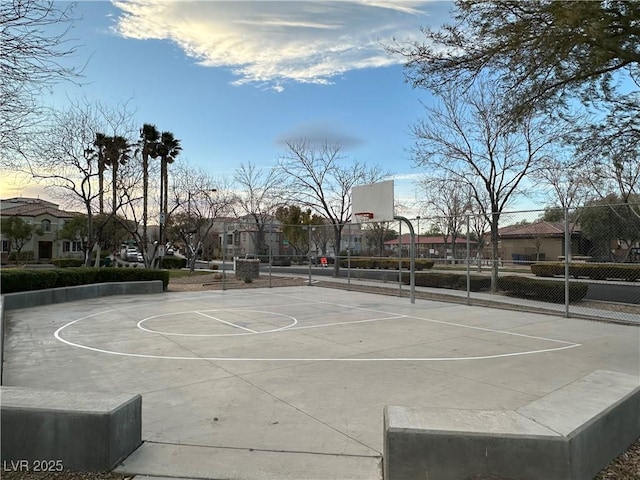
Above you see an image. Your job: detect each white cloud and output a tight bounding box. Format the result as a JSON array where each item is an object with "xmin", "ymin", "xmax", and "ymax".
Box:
[{"xmin": 111, "ymin": 0, "xmax": 435, "ymax": 90}]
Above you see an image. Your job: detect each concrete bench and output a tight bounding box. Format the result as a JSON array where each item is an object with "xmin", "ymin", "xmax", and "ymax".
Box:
[
  {"xmin": 384, "ymin": 370, "xmax": 640, "ymax": 480},
  {"xmin": 1, "ymin": 386, "xmax": 142, "ymax": 471}
]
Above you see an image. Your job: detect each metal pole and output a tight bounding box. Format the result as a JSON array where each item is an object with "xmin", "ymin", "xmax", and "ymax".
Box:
[
  {"xmin": 416, "ymin": 216, "xmax": 420, "ymax": 258},
  {"xmin": 222, "ymin": 221, "xmax": 227, "ymax": 291},
  {"xmin": 466, "ymin": 215, "xmax": 471, "ymax": 305},
  {"xmin": 268, "ymin": 218, "xmax": 273, "ymax": 288},
  {"xmin": 395, "ymin": 216, "xmax": 415, "ymax": 303},
  {"xmin": 347, "ymin": 222, "xmax": 352, "ymax": 290},
  {"xmin": 564, "ymin": 207, "xmax": 570, "ymax": 317},
  {"xmin": 398, "ymin": 220, "xmax": 402, "ymax": 293},
  {"xmin": 308, "ymin": 225, "xmax": 312, "ymax": 286}
]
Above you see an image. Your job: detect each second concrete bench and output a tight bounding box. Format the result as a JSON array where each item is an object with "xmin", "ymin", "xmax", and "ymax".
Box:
[{"xmin": 384, "ymin": 370, "xmax": 640, "ymax": 480}]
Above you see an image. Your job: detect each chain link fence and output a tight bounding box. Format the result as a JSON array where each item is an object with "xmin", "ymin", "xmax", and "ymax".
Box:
[{"xmin": 214, "ymin": 205, "xmax": 639, "ymax": 324}]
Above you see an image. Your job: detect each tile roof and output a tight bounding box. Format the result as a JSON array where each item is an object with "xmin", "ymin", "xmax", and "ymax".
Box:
[
  {"xmin": 498, "ymin": 221, "xmax": 580, "ymax": 237},
  {"xmin": 0, "ymin": 203, "xmax": 77, "ymax": 219}
]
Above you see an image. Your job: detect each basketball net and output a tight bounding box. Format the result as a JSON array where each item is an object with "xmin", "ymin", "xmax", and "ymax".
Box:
[{"xmin": 354, "ymin": 212, "xmax": 374, "ymax": 224}]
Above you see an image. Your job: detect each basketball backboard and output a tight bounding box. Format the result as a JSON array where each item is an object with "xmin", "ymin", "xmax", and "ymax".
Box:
[{"xmin": 352, "ymin": 180, "xmax": 395, "ymax": 222}]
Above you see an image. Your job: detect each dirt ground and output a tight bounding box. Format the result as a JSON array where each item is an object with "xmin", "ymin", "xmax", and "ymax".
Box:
[{"xmin": 167, "ymin": 272, "xmax": 308, "ymax": 291}]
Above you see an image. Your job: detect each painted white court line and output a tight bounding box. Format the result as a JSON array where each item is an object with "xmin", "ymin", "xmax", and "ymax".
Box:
[
  {"xmin": 53, "ymin": 297, "xmax": 582, "ymax": 361},
  {"xmin": 137, "ymin": 310, "xmax": 298, "ymax": 337},
  {"xmin": 261, "ymin": 291, "xmax": 580, "ymax": 346}
]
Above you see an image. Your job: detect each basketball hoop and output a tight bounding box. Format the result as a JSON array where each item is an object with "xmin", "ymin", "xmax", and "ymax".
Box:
[{"xmin": 354, "ymin": 212, "xmax": 374, "ymax": 223}]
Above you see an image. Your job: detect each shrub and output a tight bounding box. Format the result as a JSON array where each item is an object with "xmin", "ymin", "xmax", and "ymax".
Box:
[
  {"xmin": 9, "ymin": 251, "xmax": 34, "ymax": 262},
  {"xmin": 0, "ymin": 270, "xmax": 59, "ymax": 293},
  {"xmin": 160, "ymin": 256, "xmax": 187, "ymax": 269},
  {"xmin": 531, "ymin": 262, "xmax": 640, "ymax": 281},
  {"xmin": 341, "ymin": 257, "xmax": 434, "ymax": 270},
  {"xmin": 55, "ymin": 267, "xmax": 98, "ymax": 287},
  {"xmin": 400, "ymin": 272, "xmax": 491, "ymax": 292},
  {"xmin": 497, "ymin": 275, "xmax": 588, "ymax": 303},
  {"xmin": 0, "ymin": 267, "xmax": 170, "ymax": 294},
  {"xmin": 52, "ymin": 258, "xmax": 84, "ymax": 268}
]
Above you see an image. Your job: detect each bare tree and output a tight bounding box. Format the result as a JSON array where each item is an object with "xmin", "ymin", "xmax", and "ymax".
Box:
[
  {"xmin": 362, "ymin": 222, "xmax": 395, "ymax": 257},
  {"xmin": 278, "ymin": 139, "xmax": 388, "ymax": 276},
  {"xmin": 1, "ymin": 0, "xmax": 83, "ymax": 163},
  {"xmin": 412, "ymin": 80, "xmax": 560, "ymax": 290},
  {"xmin": 416, "ymin": 175, "xmax": 473, "ymax": 262},
  {"xmin": 24, "ymin": 99, "xmax": 136, "ymax": 265},
  {"xmin": 171, "ymin": 164, "xmax": 235, "ymax": 272},
  {"xmin": 233, "ymin": 162, "xmax": 282, "ymax": 256}
]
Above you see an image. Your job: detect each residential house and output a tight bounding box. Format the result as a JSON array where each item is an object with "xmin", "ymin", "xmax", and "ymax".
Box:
[
  {"xmin": 217, "ymin": 215, "xmax": 283, "ymax": 258},
  {"xmin": 0, "ymin": 197, "xmax": 79, "ymax": 261},
  {"xmin": 492, "ymin": 221, "xmax": 586, "ymax": 263}
]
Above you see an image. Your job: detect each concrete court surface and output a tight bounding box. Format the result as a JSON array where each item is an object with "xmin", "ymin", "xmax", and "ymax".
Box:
[{"xmin": 2, "ymin": 285, "xmax": 639, "ymax": 480}]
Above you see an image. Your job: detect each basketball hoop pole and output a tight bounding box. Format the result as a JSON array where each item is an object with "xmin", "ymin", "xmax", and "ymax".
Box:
[{"xmin": 394, "ymin": 215, "xmax": 415, "ymax": 304}]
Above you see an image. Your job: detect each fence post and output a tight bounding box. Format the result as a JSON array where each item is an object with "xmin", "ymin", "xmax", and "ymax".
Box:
[
  {"xmin": 268, "ymin": 219, "xmax": 273, "ymax": 288},
  {"xmin": 466, "ymin": 215, "xmax": 471, "ymax": 306},
  {"xmin": 398, "ymin": 220, "xmax": 402, "ymax": 294},
  {"xmin": 308, "ymin": 225, "xmax": 312, "ymax": 286},
  {"xmin": 347, "ymin": 222, "xmax": 351, "ymax": 291},
  {"xmin": 222, "ymin": 221, "xmax": 227, "ymax": 291},
  {"xmin": 564, "ymin": 207, "xmax": 570, "ymax": 318}
]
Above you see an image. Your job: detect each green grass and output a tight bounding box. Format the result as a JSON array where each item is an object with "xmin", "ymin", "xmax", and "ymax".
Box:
[{"xmin": 168, "ymin": 270, "xmax": 213, "ymax": 279}]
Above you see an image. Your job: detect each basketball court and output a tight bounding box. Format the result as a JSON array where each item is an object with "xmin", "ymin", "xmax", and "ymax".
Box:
[
  {"xmin": 2, "ymin": 181, "xmax": 638, "ymax": 478},
  {"xmin": 3, "ymin": 285, "xmax": 639, "ymax": 479}
]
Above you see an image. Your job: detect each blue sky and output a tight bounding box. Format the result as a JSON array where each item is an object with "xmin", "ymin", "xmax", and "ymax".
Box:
[{"xmin": 4, "ymin": 1, "xmax": 457, "ymax": 213}]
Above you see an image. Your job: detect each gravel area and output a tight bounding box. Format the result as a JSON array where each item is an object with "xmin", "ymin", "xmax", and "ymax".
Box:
[{"xmin": 3, "ymin": 277, "xmax": 638, "ymax": 479}]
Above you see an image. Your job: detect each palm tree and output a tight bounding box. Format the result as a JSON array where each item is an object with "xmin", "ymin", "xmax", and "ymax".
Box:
[
  {"xmin": 93, "ymin": 133, "xmax": 108, "ymax": 214},
  {"xmin": 103, "ymin": 135, "xmax": 131, "ymax": 254},
  {"xmin": 139, "ymin": 124, "xmax": 159, "ymax": 250},
  {"xmin": 105, "ymin": 135, "xmax": 131, "ymax": 216},
  {"xmin": 157, "ymin": 131, "xmax": 181, "ymax": 247}
]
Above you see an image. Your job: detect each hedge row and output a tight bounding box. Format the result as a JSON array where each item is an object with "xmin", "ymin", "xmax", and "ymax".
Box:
[
  {"xmin": 531, "ymin": 263, "xmax": 640, "ymax": 281},
  {"xmin": 0, "ymin": 267, "xmax": 170, "ymax": 294},
  {"xmin": 340, "ymin": 258, "xmax": 435, "ymax": 271},
  {"xmin": 51, "ymin": 258, "xmax": 85, "ymax": 268},
  {"xmin": 401, "ymin": 272, "xmax": 491, "ymax": 291},
  {"xmin": 400, "ymin": 272, "xmax": 588, "ymax": 303},
  {"xmin": 160, "ymin": 256, "xmax": 187, "ymax": 269},
  {"xmin": 497, "ymin": 276, "xmax": 588, "ymax": 303}
]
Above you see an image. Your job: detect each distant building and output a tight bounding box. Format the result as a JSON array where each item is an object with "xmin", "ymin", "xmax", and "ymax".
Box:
[
  {"xmin": 491, "ymin": 221, "xmax": 586, "ymax": 263},
  {"xmin": 1, "ymin": 197, "xmax": 79, "ymax": 261},
  {"xmin": 385, "ymin": 234, "xmax": 469, "ymax": 258},
  {"xmin": 217, "ymin": 215, "xmax": 283, "ymax": 258}
]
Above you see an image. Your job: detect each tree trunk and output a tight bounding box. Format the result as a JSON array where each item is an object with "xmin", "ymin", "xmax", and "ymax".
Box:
[
  {"xmin": 332, "ymin": 224, "xmax": 343, "ymax": 277},
  {"xmin": 142, "ymin": 153, "xmax": 148, "ymax": 254},
  {"xmin": 490, "ymin": 211, "xmax": 500, "ymax": 292}
]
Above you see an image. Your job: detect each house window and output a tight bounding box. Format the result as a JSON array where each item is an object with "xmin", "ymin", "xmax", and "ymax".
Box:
[
  {"xmin": 62, "ymin": 241, "xmax": 83, "ymax": 252},
  {"xmin": 41, "ymin": 219, "xmax": 51, "ymax": 232},
  {"xmin": 1, "ymin": 240, "xmax": 9, "ymax": 252}
]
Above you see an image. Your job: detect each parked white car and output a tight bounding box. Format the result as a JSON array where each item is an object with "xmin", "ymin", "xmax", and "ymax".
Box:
[{"xmin": 125, "ymin": 248, "xmax": 139, "ymax": 262}]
